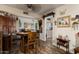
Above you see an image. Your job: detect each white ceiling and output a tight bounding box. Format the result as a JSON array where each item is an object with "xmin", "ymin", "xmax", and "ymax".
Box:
[{"xmin": 4, "ymin": 4, "xmax": 63, "ymax": 15}]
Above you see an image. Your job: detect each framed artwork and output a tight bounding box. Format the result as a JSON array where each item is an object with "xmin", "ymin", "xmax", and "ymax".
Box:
[{"xmin": 57, "ymin": 16, "xmax": 70, "ymax": 27}]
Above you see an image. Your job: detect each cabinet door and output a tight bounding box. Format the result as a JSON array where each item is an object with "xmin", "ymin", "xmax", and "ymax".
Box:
[
  {"xmin": 3, "ymin": 17, "xmax": 10, "ymax": 33},
  {"xmin": 0, "ymin": 18, "xmax": 3, "ymax": 31},
  {"xmin": 3, "ymin": 25, "xmax": 9, "ymax": 33}
]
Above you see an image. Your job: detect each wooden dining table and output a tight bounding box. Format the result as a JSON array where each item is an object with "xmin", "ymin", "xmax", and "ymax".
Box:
[
  {"xmin": 17, "ymin": 32, "xmax": 28, "ymax": 53},
  {"xmin": 17, "ymin": 32, "xmax": 28, "ymax": 35}
]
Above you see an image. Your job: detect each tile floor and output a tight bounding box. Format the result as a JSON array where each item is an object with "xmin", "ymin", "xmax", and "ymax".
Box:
[{"xmin": 37, "ymin": 39, "xmax": 66, "ymax": 54}]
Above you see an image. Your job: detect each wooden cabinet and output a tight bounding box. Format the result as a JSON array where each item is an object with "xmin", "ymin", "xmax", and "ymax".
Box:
[
  {"xmin": 0, "ymin": 15, "xmax": 16, "ymax": 33},
  {"xmin": 0, "ymin": 15, "xmax": 16, "ymax": 53}
]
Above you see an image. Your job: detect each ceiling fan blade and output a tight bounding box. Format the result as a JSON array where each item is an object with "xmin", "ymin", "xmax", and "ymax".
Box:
[
  {"xmin": 32, "ymin": 4, "xmax": 41, "ymax": 12},
  {"xmin": 24, "ymin": 4, "xmax": 41, "ymax": 12}
]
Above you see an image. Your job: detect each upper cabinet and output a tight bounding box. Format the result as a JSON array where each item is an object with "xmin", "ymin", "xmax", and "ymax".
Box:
[{"xmin": 0, "ymin": 15, "xmax": 17, "ymax": 33}]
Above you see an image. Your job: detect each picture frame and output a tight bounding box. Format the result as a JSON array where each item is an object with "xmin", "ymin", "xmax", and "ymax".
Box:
[{"xmin": 57, "ymin": 16, "xmax": 70, "ymax": 27}]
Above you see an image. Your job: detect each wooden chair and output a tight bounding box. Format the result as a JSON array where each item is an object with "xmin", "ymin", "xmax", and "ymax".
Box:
[
  {"xmin": 11, "ymin": 33, "xmax": 21, "ymax": 53},
  {"xmin": 25, "ymin": 32, "xmax": 37, "ymax": 53},
  {"xmin": 74, "ymin": 47, "xmax": 79, "ymax": 54}
]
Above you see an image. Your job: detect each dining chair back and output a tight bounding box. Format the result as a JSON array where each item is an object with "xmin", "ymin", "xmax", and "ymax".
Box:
[{"xmin": 25, "ymin": 32, "xmax": 37, "ymax": 53}]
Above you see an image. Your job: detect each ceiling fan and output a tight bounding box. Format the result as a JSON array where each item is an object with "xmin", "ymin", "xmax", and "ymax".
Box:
[
  {"xmin": 24, "ymin": 4, "xmax": 41, "ymax": 13},
  {"xmin": 26, "ymin": 4, "xmax": 33, "ymax": 11}
]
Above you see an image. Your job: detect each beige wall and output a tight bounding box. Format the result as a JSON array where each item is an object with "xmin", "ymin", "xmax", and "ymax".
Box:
[
  {"xmin": 0, "ymin": 5, "xmax": 41, "ymax": 18},
  {"xmin": 53, "ymin": 4, "xmax": 79, "ymax": 53}
]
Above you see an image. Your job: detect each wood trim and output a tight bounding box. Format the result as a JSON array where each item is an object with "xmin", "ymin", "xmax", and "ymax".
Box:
[{"xmin": 42, "ymin": 12, "xmax": 55, "ymax": 19}]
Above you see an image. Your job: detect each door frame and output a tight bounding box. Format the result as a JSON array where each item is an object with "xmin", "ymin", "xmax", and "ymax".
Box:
[{"xmin": 44, "ymin": 15, "xmax": 53, "ymax": 43}]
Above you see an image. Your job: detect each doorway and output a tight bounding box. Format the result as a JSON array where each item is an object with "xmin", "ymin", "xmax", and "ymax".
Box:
[{"xmin": 45, "ymin": 16, "xmax": 53, "ymax": 46}]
